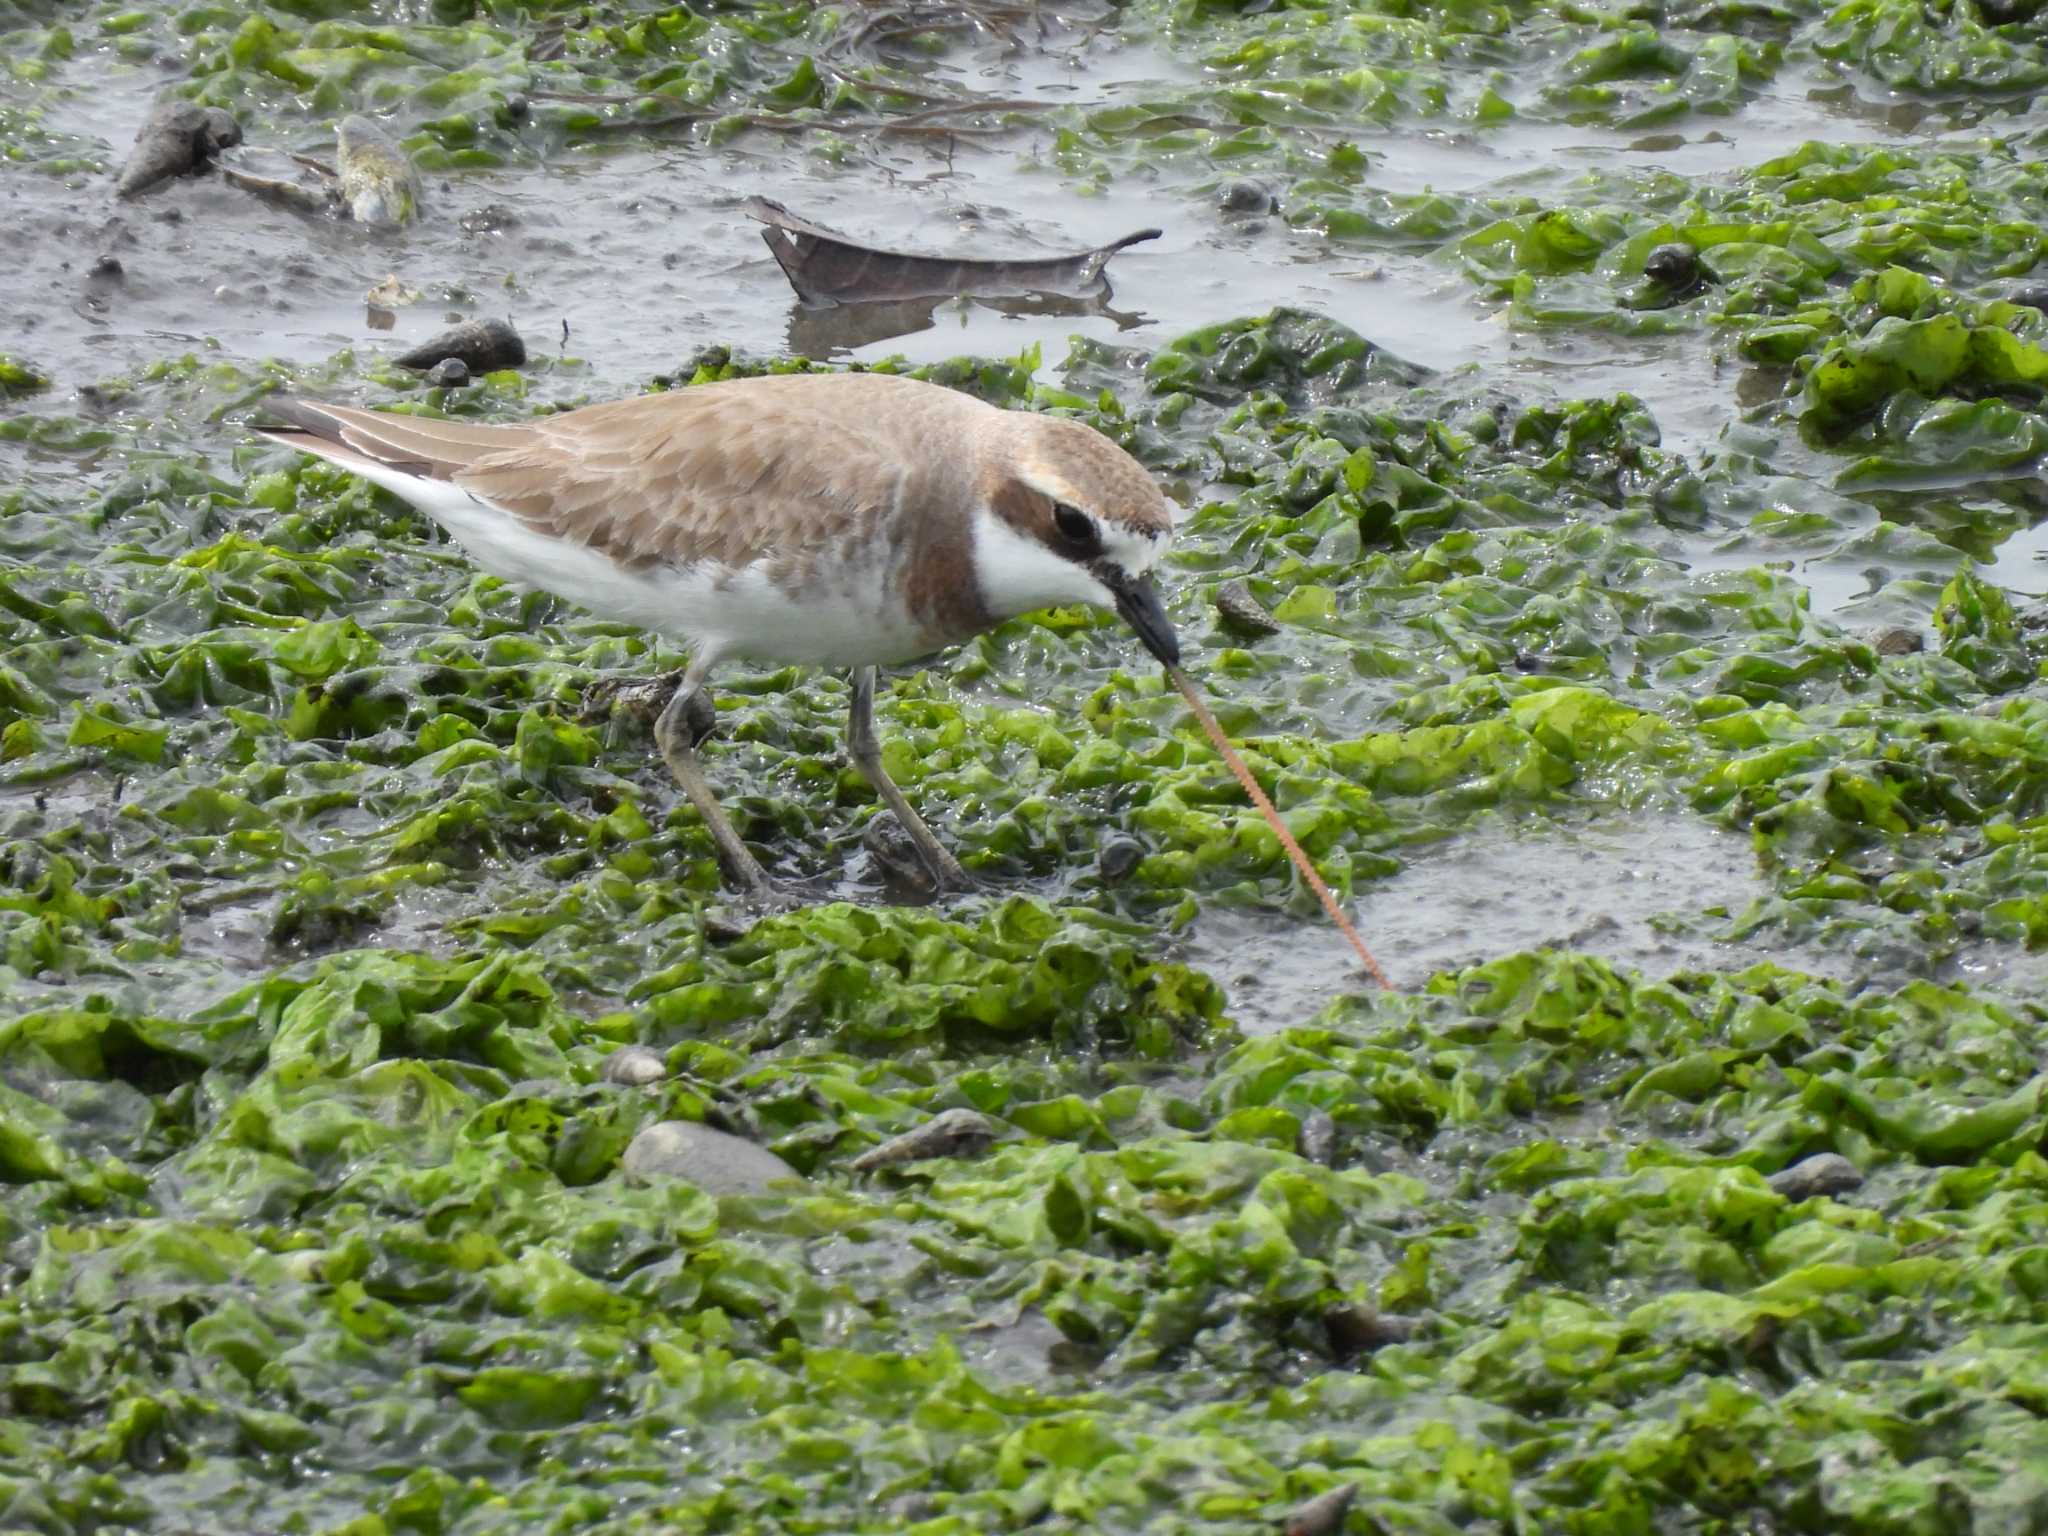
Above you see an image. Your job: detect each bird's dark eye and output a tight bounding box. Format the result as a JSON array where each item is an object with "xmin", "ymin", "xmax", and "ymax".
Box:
[{"xmin": 1053, "ymin": 502, "xmax": 1096, "ymax": 545}]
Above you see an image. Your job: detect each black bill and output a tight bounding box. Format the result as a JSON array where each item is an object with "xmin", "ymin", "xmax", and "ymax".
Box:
[{"xmin": 1097, "ymin": 564, "xmax": 1180, "ymax": 666}]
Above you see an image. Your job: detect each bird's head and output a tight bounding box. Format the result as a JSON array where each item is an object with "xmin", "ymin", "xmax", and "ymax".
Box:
[{"xmin": 974, "ymin": 413, "xmax": 1179, "ymax": 665}]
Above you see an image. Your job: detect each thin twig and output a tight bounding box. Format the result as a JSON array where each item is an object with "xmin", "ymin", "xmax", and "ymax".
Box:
[{"xmin": 1167, "ymin": 663, "xmax": 1395, "ymax": 991}]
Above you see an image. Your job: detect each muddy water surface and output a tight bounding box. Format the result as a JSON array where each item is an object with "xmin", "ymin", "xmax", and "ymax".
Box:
[{"xmin": 7, "ymin": 27, "xmax": 2043, "ymax": 1024}]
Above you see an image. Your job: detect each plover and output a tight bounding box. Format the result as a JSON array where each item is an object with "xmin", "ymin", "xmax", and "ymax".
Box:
[{"xmin": 257, "ymin": 371, "xmax": 1179, "ymax": 900}]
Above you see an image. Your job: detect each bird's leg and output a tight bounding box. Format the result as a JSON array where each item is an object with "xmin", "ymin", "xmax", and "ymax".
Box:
[
  {"xmin": 653, "ymin": 666, "xmax": 776, "ymax": 903},
  {"xmin": 847, "ymin": 666, "xmax": 970, "ymax": 892}
]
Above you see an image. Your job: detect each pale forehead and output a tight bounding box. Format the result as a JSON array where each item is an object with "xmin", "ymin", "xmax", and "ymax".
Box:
[{"xmin": 1012, "ymin": 416, "xmax": 1172, "ymax": 533}]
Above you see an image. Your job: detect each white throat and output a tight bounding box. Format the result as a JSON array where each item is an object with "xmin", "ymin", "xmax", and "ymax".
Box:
[{"xmin": 970, "ymin": 505, "xmax": 1115, "ymax": 622}]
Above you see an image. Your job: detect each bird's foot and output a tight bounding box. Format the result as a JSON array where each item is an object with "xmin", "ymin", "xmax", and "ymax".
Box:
[
  {"xmin": 582, "ymin": 669, "xmax": 714, "ymax": 741},
  {"xmin": 862, "ymin": 813, "xmax": 979, "ymax": 899}
]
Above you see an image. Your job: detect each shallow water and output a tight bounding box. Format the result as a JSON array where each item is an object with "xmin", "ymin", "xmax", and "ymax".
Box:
[
  {"xmin": 7, "ymin": 7, "xmax": 2048, "ymax": 1532},
  {"xmin": 1186, "ymin": 807, "xmax": 1829, "ymax": 1022},
  {"xmin": 5, "ymin": 37, "xmax": 2036, "ymax": 1010},
  {"xmin": 4, "ymin": 38, "xmax": 1997, "ymax": 444}
]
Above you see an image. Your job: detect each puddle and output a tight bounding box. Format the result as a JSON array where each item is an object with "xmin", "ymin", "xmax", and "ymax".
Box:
[
  {"xmin": 1184, "ymin": 807, "xmax": 1852, "ymax": 1031},
  {"xmin": 1976, "ymin": 514, "xmax": 2048, "ymax": 600}
]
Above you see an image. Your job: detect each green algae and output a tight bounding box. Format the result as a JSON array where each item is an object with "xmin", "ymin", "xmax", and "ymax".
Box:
[
  {"xmin": 9, "ymin": 303, "xmax": 2048, "ymax": 1531},
  {"xmin": 4, "ymin": 0, "xmax": 2048, "ymax": 1532}
]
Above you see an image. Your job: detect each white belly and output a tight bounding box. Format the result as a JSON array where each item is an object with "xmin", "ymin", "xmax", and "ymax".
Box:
[{"xmin": 400, "ymin": 478, "xmax": 937, "ymax": 668}]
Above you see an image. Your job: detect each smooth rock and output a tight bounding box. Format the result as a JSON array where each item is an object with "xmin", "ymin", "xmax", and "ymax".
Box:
[
  {"xmin": 1767, "ymin": 1153, "xmax": 1863, "ymax": 1202},
  {"xmin": 1218, "ymin": 179, "xmax": 1278, "ymax": 216},
  {"xmin": 1296, "ymin": 1109, "xmax": 1337, "ymax": 1167},
  {"xmin": 601, "ymin": 1045, "xmax": 667, "ymax": 1086},
  {"xmin": 424, "ymin": 357, "xmax": 471, "ymax": 389},
  {"xmin": 621, "ymin": 1120, "xmax": 799, "ymax": 1195},
  {"xmin": 1096, "ymin": 834, "xmax": 1144, "ymax": 886},
  {"xmin": 460, "ymin": 203, "xmax": 520, "ymax": 235},
  {"xmin": 1324, "ymin": 1302, "xmax": 1423, "ymax": 1357},
  {"xmin": 395, "ymin": 317, "xmax": 526, "ymax": 373},
  {"xmin": 1867, "ymin": 626, "xmax": 1924, "ymax": 656}
]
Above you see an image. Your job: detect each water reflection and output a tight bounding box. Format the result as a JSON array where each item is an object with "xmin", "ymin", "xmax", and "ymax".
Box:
[{"xmin": 785, "ymin": 290, "xmax": 1149, "ymax": 356}]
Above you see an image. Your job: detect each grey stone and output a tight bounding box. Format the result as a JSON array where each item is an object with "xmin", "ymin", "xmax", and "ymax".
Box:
[
  {"xmin": 1324, "ymin": 1301, "xmax": 1423, "ymax": 1357},
  {"xmin": 1767, "ymin": 1152, "xmax": 1863, "ymax": 1202},
  {"xmin": 1296, "ymin": 1109, "xmax": 1337, "ymax": 1167},
  {"xmin": 622, "ymin": 1120, "xmax": 799, "ymax": 1195},
  {"xmin": 115, "ymin": 98, "xmax": 243, "ymax": 199},
  {"xmin": 1218, "ymin": 179, "xmax": 1277, "ymax": 216},
  {"xmin": 1096, "ymin": 835, "xmax": 1143, "ymax": 886},
  {"xmin": 601, "ymin": 1045, "xmax": 667, "ymax": 1086}
]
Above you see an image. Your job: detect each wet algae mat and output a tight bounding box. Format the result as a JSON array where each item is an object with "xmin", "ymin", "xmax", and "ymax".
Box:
[{"xmin": 6, "ymin": 0, "xmax": 2048, "ymax": 1532}]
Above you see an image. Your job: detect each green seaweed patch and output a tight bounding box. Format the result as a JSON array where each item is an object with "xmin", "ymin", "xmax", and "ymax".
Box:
[
  {"xmin": 1797, "ymin": 267, "xmax": 2048, "ymax": 475},
  {"xmin": 10, "ymin": 937, "xmax": 2048, "ymax": 1531},
  {"xmin": 0, "ymin": 354, "xmax": 50, "ymax": 397}
]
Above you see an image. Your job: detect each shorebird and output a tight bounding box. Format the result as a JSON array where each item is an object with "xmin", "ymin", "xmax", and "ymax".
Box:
[{"xmin": 257, "ymin": 371, "xmax": 1179, "ymax": 901}]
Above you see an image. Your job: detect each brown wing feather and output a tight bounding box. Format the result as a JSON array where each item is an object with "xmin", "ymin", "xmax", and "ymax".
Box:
[
  {"xmin": 453, "ymin": 379, "xmax": 958, "ymax": 573},
  {"xmin": 258, "ymin": 398, "xmax": 534, "ymax": 480},
  {"xmin": 261, "ymin": 373, "xmax": 995, "ymax": 576}
]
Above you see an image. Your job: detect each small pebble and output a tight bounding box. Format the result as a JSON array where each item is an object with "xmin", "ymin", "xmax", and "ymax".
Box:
[
  {"xmin": 1214, "ymin": 578, "xmax": 1282, "ymax": 638},
  {"xmin": 1097, "ymin": 834, "xmax": 1144, "ymax": 886},
  {"xmin": 1296, "ymin": 1109, "xmax": 1337, "ymax": 1167},
  {"xmin": 1324, "ymin": 1301, "xmax": 1423, "ymax": 1358},
  {"xmin": 701, "ymin": 909, "xmax": 752, "ymax": 944},
  {"xmin": 849, "ymin": 1108, "xmax": 998, "ymax": 1172},
  {"xmin": 1767, "ymin": 1153, "xmax": 1864, "ymax": 1202},
  {"xmin": 601, "ymin": 1045, "xmax": 667, "ymax": 1086},
  {"xmin": 424, "ymin": 357, "xmax": 471, "ymax": 389},
  {"xmin": 1218, "ymin": 179, "xmax": 1277, "ymax": 216},
  {"xmin": 89, "ymin": 255, "xmax": 123, "ymax": 280},
  {"xmin": 1867, "ymin": 626, "xmax": 1923, "ymax": 656},
  {"xmin": 621, "ymin": 1120, "xmax": 799, "ymax": 1195},
  {"xmin": 1282, "ymin": 1483, "xmax": 1357, "ymax": 1536},
  {"xmin": 863, "ymin": 813, "xmax": 937, "ymax": 895},
  {"xmin": 459, "ymin": 203, "xmax": 521, "ymax": 235},
  {"xmin": 504, "ymin": 92, "xmax": 530, "ymax": 121},
  {"xmin": 1643, "ymin": 242, "xmax": 1703, "ymax": 289}
]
